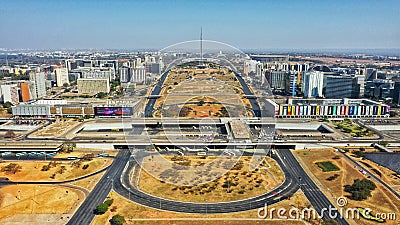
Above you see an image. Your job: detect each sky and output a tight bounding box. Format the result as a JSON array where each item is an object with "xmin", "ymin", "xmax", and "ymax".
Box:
[{"xmin": 0, "ymin": 0, "xmax": 399, "ymax": 50}]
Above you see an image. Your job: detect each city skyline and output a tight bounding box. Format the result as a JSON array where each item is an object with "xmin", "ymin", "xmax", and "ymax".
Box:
[{"xmin": 0, "ymin": 0, "xmax": 399, "ymax": 50}]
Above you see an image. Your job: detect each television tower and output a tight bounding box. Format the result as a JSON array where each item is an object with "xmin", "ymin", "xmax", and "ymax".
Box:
[{"xmin": 200, "ymin": 26, "xmax": 203, "ymax": 63}]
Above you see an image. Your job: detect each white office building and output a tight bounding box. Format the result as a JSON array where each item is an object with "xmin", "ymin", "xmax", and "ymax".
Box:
[
  {"xmin": 30, "ymin": 72, "xmax": 47, "ymax": 98},
  {"xmin": 0, "ymin": 84, "xmax": 19, "ymax": 103},
  {"xmin": 131, "ymin": 67, "xmax": 146, "ymax": 83},
  {"xmin": 303, "ymin": 71, "xmax": 324, "ymax": 98},
  {"xmin": 55, "ymin": 68, "xmax": 69, "ymax": 87}
]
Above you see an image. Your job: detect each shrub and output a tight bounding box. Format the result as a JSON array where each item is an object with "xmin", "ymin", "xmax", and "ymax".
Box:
[
  {"xmin": 82, "ymin": 164, "xmax": 89, "ymax": 170},
  {"xmin": 344, "ymin": 179, "xmax": 376, "ymax": 201},
  {"xmin": 110, "ymin": 214, "xmax": 126, "ymax": 225},
  {"xmin": 1, "ymin": 163, "xmax": 22, "ymax": 174},
  {"xmin": 94, "ymin": 203, "xmax": 109, "ymax": 214},
  {"xmin": 104, "ymin": 198, "xmax": 114, "ymax": 207},
  {"xmin": 41, "ymin": 165, "xmax": 50, "ymax": 171},
  {"xmin": 315, "ymin": 161, "xmax": 340, "ymax": 172}
]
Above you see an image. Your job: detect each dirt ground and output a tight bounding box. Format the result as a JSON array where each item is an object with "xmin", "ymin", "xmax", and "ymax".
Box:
[
  {"xmin": 152, "ymin": 64, "xmax": 252, "ymax": 118},
  {"xmin": 137, "ymin": 155, "xmax": 284, "ymax": 203},
  {"xmin": 294, "ymin": 148, "xmax": 400, "ymax": 225},
  {"xmin": 32, "ymin": 119, "xmax": 80, "ymax": 138},
  {"xmin": 0, "ymin": 158, "xmax": 111, "ymax": 181},
  {"xmin": 0, "ymin": 185, "xmax": 82, "ymax": 221}
]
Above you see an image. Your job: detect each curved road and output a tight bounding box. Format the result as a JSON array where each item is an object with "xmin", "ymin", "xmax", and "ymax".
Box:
[
  {"xmin": 116, "ymin": 151, "xmax": 299, "ymax": 214},
  {"xmin": 66, "ymin": 148, "xmax": 349, "ymax": 224}
]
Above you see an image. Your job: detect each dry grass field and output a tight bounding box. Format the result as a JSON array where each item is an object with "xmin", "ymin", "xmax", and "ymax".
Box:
[
  {"xmin": 33, "ymin": 119, "xmax": 80, "ymax": 137},
  {"xmin": 136, "ymin": 155, "xmax": 284, "ymax": 202},
  {"xmin": 152, "ymin": 64, "xmax": 253, "ymax": 118},
  {"xmin": 0, "ymin": 158, "xmax": 111, "ymax": 182},
  {"xmin": 0, "ymin": 184, "xmax": 81, "ymax": 220},
  {"xmin": 294, "ymin": 148, "xmax": 400, "ymax": 225}
]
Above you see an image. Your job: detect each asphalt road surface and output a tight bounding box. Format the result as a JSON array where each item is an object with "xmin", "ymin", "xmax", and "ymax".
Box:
[
  {"xmin": 279, "ymin": 149, "xmax": 349, "ymax": 225},
  {"xmin": 116, "ymin": 151, "xmax": 299, "ymax": 214},
  {"xmin": 66, "ymin": 148, "xmax": 349, "ymax": 224},
  {"xmin": 66, "ymin": 149, "xmax": 131, "ymax": 225}
]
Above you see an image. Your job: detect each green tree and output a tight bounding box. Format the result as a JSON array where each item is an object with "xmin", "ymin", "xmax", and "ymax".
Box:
[
  {"xmin": 3, "ymin": 101, "xmax": 12, "ymax": 108},
  {"xmin": 97, "ymin": 92, "xmax": 107, "ymax": 98},
  {"xmin": 344, "ymin": 179, "xmax": 376, "ymax": 200},
  {"xmin": 94, "ymin": 203, "xmax": 109, "ymax": 215},
  {"xmin": 109, "ymin": 214, "xmax": 125, "ymax": 225},
  {"xmin": 379, "ymin": 140, "xmax": 389, "ymax": 147},
  {"xmin": 104, "ymin": 198, "xmax": 114, "ymax": 207}
]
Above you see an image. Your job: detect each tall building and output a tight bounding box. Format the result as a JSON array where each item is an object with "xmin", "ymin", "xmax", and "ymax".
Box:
[
  {"xmin": 30, "ymin": 72, "xmax": 47, "ymax": 98},
  {"xmin": 55, "ymin": 68, "xmax": 69, "ymax": 87},
  {"xmin": 131, "ymin": 67, "xmax": 146, "ymax": 83},
  {"xmin": 365, "ymin": 68, "xmax": 378, "ymax": 81},
  {"xmin": 393, "ymin": 82, "xmax": 400, "ymax": 105},
  {"xmin": 20, "ymin": 82, "xmax": 31, "ymax": 102},
  {"xmin": 365, "ymin": 79, "xmax": 394, "ymax": 99},
  {"xmin": 119, "ymin": 66, "xmax": 132, "ymax": 83},
  {"xmin": 288, "ymin": 71, "xmax": 299, "ymax": 96},
  {"xmin": 324, "ymin": 75, "xmax": 357, "ymax": 98},
  {"xmin": 77, "ymin": 78, "xmax": 110, "ymax": 94},
  {"xmin": 355, "ymin": 75, "xmax": 365, "ymax": 97},
  {"xmin": 266, "ymin": 71, "xmax": 288, "ymax": 91},
  {"xmin": 0, "ymin": 84, "xmax": 19, "ymax": 103},
  {"xmin": 303, "ymin": 71, "xmax": 324, "ymax": 98}
]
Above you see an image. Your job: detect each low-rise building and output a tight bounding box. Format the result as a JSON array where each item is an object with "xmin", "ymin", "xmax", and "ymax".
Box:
[
  {"xmin": 264, "ymin": 98, "xmax": 390, "ymax": 118},
  {"xmin": 77, "ymin": 78, "xmax": 110, "ymax": 94}
]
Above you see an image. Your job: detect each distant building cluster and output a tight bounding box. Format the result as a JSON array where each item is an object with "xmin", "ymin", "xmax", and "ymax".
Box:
[
  {"xmin": 0, "ymin": 72, "xmax": 47, "ymax": 104},
  {"xmin": 118, "ymin": 55, "xmax": 163, "ymax": 86},
  {"xmin": 0, "ymin": 52, "xmax": 165, "ymax": 104},
  {"xmin": 245, "ymin": 55, "xmax": 399, "ymax": 102}
]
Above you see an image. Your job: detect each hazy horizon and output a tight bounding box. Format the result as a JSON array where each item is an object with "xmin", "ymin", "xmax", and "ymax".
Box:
[{"xmin": 1, "ymin": 0, "xmax": 399, "ymax": 50}]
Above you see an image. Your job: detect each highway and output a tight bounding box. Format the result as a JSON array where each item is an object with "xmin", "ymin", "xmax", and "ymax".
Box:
[
  {"xmin": 230, "ymin": 68, "xmax": 262, "ymax": 117},
  {"xmin": 1, "ymin": 146, "xmax": 350, "ymax": 224},
  {"xmin": 111, "ymin": 149, "xmax": 349, "ymax": 224},
  {"xmin": 278, "ymin": 149, "xmax": 349, "ymax": 225},
  {"xmin": 66, "ymin": 149, "xmax": 131, "ymax": 225},
  {"xmin": 115, "ymin": 150, "xmax": 300, "ymax": 213},
  {"xmin": 144, "ymin": 69, "xmax": 171, "ymax": 117}
]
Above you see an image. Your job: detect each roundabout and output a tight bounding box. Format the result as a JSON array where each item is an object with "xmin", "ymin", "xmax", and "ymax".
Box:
[{"xmin": 114, "ymin": 150, "xmax": 300, "ymax": 214}]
